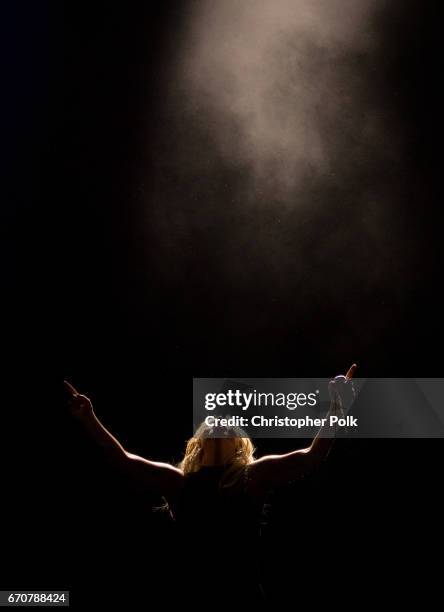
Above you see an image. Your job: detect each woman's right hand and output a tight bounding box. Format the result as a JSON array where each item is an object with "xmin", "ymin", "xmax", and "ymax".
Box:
[
  {"xmin": 328, "ymin": 363, "xmax": 357, "ymax": 412},
  {"xmin": 64, "ymin": 380, "xmax": 94, "ymax": 420}
]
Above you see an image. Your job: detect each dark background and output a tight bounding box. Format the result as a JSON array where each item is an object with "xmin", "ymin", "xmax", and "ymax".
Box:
[{"xmin": 2, "ymin": 0, "xmax": 443, "ymax": 607}]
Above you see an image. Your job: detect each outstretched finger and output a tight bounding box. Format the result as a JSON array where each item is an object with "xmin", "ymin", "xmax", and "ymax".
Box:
[
  {"xmin": 345, "ymin": 364, "xmax": 357, "ymax": 380},
  {"xmin": 64, "ymin": 380, "xmax": 79, "ymax": 397}
]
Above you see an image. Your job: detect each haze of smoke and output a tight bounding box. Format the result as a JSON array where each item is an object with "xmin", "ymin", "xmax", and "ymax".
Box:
[
  {"xmin": 144, "ymin": 1, "xmax": 411, "ymax": 359},
  {"xmin": 178, "ymin": 0, "xmax": 395, "ymax": 202}
]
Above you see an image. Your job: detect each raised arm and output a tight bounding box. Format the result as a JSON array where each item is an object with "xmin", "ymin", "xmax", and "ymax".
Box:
[
  {"xmin": 248, "ymin": 364, "xmax": 357, "ymax": 491},
  {"xmin": 64, "ymin": 381, "xmax": 183, "ymax": 497}
]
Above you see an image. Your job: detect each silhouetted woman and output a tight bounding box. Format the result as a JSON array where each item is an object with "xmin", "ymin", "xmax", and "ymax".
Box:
[{"xmin": 65, "ymin": 364, "xmax": 356, "ymax": 602}]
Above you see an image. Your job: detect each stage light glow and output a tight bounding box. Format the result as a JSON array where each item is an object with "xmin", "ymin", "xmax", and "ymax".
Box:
[{"xmin": 178, "ymin": 0, "xmax": 391, "ymax": 202}]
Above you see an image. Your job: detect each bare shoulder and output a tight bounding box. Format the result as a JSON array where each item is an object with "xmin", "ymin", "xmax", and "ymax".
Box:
[
  {"xmin": 245, "ymin": 456, "xmax": 279, "ymax": 494},
  {"xmin": 126, "ymin": 453, "xmax": 185, "ymax": 493},
  {"xmin": 247, "ymin": 454, "xmax": 284, "ymax": 476},
  {"xmin": 246, "ymin": 449, "xmax": 311, "ymax": 492}
]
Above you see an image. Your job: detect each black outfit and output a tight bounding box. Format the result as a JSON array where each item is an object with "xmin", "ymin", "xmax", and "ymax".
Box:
[{"xmin": 171, "ymin": 465, "xmax": 266, "ymax": 603}]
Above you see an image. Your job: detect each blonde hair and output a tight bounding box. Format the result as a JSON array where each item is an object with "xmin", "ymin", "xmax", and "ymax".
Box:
[{"xmin": 180, "ymin": 422, "xmax": 255, "ymax": 489}]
